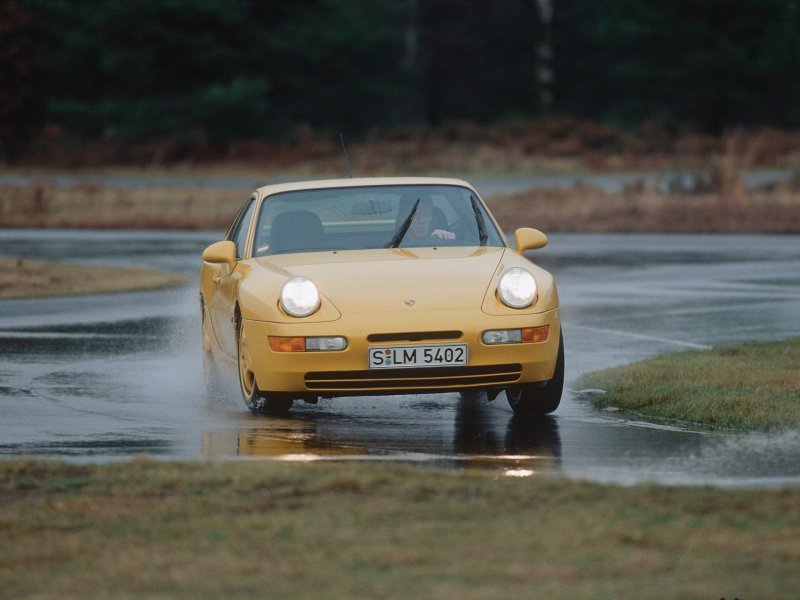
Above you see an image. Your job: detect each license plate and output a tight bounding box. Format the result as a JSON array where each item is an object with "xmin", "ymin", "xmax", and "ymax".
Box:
[{"xmin": 368, "ymin": 344, "xmax": 468, "ymax": 369}]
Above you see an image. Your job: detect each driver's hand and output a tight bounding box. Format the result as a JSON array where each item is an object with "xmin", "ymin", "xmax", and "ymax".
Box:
[{"xmin": 431, "ymin": 229, "xmax": 455, "ymax": 240}]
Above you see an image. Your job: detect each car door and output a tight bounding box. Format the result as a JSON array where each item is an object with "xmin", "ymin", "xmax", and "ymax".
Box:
[{"xmin": 207, "ymin": 195, "xmax": 257, "ymax": 359}]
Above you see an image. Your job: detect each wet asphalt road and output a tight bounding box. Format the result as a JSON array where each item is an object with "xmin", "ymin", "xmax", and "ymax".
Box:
[{"xmin": 1, "ymin": 229, "xmax": 799, "ymax": 487}]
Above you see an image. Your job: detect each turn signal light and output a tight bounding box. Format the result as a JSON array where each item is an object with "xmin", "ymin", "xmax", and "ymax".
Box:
[
  {"xmin": 482, "ymin": 325, "xmax": 549, "ymax": 345},
  {"xmin": 269, "ymin": 336, "xmax": 348, "ymax": 352},
  {"xmin": 521, "ymin": 325, "xmax": 550, "ymax": 343},
  {"xmin": 269, "ymin": 336, "xmax": 306, "ymax": 352}
]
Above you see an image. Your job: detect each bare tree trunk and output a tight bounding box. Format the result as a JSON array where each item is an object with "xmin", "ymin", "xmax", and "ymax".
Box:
[
  {"xmin": 535, "ymin": 0, "xmax": 554, "ymax": 111},
  {"xmin": 403, "ymin": 0, "xmax": 425, "ymax": 124}
]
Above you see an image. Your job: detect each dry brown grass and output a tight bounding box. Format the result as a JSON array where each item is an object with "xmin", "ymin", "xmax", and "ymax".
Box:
[
  {"xmin": 0, "ymin": 183, "xmax": 245, "ymax": 229},
  {"xmin": 3, "ymin": 177, "xmax": 799, "ymax": 233},
  {"xmin": 3, "ymin": 125, "xmax": 800, "ymax": 232},
  {"xmin": 487, "ymin": 185, "xmax": 800, "ymax": 234},
  {"xmin": 20, "ymin": 119, "xmax": 800, "ymax": 173},
  {"xmin": 0, "ymin": 258, "xmax": 188, "ymax": 298},
  {"xmin": 486, "ymin": 128, "xmax": 800, "ymax": 234}
]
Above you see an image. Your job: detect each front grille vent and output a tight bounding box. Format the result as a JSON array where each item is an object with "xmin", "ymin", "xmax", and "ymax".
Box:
[
  {"xmin": 367, "ymin": 330, "xmax": 462, "ymax": 343},
  {"xmin": 305, "ymin": 363, "xmax": 521, "ymax": 392}
]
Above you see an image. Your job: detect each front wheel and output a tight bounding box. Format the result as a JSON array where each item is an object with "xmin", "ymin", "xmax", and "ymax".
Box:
[
  {"xmin": 506, "ymin": 330, "xmax": 564, "ymax": 416},
  {"xmin": 237, "ymin": 315, "xmax": 294, "ymax": 414}
]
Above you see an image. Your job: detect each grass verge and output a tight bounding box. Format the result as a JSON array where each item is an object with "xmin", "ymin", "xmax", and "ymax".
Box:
[
  {"xmin": 576, "ymin": 338, "xmax": 800, "ymax": 431},
  {"xmin": 0, "ymin": 183, "xmax": 245, "ymax": 229},
  {"xmin": 0, "ymin": 258, "xmax": 189, "ymax": 299},
  {"xmin": 1, "ymin": 459, "xmax": 798, "ymax": 599},
  {"xmin": 486, "ymin": 186, "xmax": 800, "ymax": 234},
  {"xmin": 3, "ymin": 177, "xmax": 800, "ymax": 233}
]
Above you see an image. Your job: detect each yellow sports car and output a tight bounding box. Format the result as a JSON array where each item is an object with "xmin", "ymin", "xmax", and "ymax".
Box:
[{"xmin": 200, "ymin": 177, "xmax": 562, "ymax": 415}]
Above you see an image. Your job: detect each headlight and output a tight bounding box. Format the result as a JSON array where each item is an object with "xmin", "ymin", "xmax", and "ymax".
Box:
[
  {"xmin": 280, "ymin": 276, "xmax": 320, "ymax": 317},
  {"xmin": 497, "ymin": 268, "xmax": 537, "ymax": 308}
]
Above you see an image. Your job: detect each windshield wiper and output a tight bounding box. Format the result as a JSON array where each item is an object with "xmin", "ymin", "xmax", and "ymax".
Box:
[
  {"xmin": 470, "ymin": 194, "xmax": 488, "ymax": 246},
  {"xmin": 385, "ymin": 198, "xmax": 420, "ymax": 248}
]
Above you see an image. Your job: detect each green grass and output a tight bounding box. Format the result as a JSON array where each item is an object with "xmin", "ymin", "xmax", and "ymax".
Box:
[
  {"xmin": 576, "ymin": 338, "xmax": 800, "ymax": 431},
  {"xmin": 1, "ymin": 459, "xmax": 799, "ymax": 599}
]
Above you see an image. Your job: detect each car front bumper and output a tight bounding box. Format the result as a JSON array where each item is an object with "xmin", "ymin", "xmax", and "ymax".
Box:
[{"xmin": 240, "ymin": 307, "xmax": 561, "ymax": 396}]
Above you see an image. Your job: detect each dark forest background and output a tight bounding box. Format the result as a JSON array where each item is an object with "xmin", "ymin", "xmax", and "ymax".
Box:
[{"xmin": 3, "ymin": 0, "xmax": 800, "ymax": 161}]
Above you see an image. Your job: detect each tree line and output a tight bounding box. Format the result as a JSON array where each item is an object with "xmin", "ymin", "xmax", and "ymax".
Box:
[{"xmin": 2, "ymin": 0, "xmax": 800, "ymax": 159}]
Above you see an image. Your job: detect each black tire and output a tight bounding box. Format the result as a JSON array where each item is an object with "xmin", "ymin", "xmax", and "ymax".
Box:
[
  {"xmin": 506, "ymin": 330, "xmax": 564, "ymax": 416},
  {"xmin": 237, "ymin": 315, "xmax": 294, "ymax": 414}
]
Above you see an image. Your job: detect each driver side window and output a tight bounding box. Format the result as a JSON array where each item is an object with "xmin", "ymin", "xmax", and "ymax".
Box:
[{"xmin": 227, "ymin": 196, "xmax": 256, "ymax": 259}]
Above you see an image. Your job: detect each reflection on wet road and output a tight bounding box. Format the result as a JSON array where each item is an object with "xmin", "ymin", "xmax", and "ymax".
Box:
[
  {"xmin": 1, "ymin": 230, "xmax": 799, "ymax": 486},
  {"xmin": 202, "ymin": 403, "xmax": 562, "ymax": 475}
]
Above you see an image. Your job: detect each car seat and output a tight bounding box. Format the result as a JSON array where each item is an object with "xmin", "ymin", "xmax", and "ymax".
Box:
[{"xmin": 268, "ymin": 210, "xmax": 325, "ymax": 253}]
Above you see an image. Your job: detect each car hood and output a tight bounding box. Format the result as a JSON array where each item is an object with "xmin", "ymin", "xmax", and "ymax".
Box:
[{"xmin": 256, "ymin": 247, "xmax": 505, "ymax": 312}]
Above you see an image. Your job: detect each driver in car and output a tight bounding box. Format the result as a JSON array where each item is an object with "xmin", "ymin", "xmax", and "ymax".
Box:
[{"xmin": 398, "ymin": 196, "xmax": 455, "ymax": 242}]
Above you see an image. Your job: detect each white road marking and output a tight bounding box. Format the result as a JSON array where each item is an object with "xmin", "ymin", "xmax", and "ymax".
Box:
[{"xmin": 568, "ymin": 324, "xmax": 712, "ymax": 350}]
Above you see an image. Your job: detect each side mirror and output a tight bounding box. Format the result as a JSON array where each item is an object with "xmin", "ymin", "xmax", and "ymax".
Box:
[
  {"xmin": 202, "ymin": 240, "xmax": 237, "ymax": 267},
  {"xmin": 514, "ymin": 227, "xmax": 548, "ymax": 252}
]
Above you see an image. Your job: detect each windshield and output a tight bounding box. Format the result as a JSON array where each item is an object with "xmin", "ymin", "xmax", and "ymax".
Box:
[{"xmin": 252, "ymin": 184, "xmax": 504, "ymax": 256}]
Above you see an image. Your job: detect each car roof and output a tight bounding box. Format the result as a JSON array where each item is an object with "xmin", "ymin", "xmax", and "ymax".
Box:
[{"xmin": 254, "ymin": 177, "xmax": 478, "ymax": 198}]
